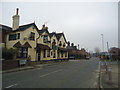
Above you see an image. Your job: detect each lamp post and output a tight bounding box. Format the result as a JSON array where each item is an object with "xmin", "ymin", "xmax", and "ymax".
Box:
[
  {"xmin": 106, "ymin": 42, "xmax": 109, "ymax": 52},
  {"xmin": 101, "ymin": 34, "xmax": 104, "ymax": 52}
]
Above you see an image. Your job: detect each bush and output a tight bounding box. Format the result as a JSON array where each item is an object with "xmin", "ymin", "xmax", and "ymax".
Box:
[{"xmin": 2, "ymin": 48, "xmax": 18, "ymax": 60}]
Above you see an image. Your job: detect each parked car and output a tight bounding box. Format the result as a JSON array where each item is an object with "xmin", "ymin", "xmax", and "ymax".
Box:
[{"xmin": 86, "ymin": 56, "xmax": 90, "ymax": 60}]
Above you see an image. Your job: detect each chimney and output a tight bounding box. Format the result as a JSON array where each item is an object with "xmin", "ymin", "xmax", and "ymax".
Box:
[
  {"xmin": 42, "ymin": 24, "xmax": 48, "ymax": 30},
  {"xmin": 12, "ymin": 8, "xmax": 20, "ymax": 30},
  {"xmin": 68, "ymin": 41, "xmax": 70, "ymax": 46},
  {"xmin": 71, "ymin": 43, "xmax": 74, "ymax": 47}
]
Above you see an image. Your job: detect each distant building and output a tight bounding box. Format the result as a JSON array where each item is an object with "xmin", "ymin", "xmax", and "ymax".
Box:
[
  {"xmin": 67, "ymin": 42, "xmax": 88, "ymax": 59},
  {"xmin": 109, "ymin": 47, "xmax": 120, "ymax": 60}
]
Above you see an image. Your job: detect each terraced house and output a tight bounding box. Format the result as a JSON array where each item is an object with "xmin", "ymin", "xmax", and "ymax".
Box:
[{"xmin": 1, "ymin": 8, "xmax": 68, "ymax": 62}]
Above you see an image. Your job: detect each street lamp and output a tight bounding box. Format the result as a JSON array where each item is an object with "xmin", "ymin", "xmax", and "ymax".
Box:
[
  {"xmin": 106, "ymin": 41, "xmax": 109, "ymax": 52},
  {"xmin": 101, "ymin": 34, "xmax": 104, "ymax": 52}
]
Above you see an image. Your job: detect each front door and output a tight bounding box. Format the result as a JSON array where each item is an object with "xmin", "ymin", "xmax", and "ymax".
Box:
[{"xmin": 38, "ymin": 51, "xmax": 41, "ymax": 61}]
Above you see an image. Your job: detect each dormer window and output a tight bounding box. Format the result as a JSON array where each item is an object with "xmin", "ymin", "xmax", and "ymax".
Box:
[
  {"xmin": 29, "ymin": 32, "xmax": 35, "ymax": 41},
  {"xmin": 43, "ymin": 35, "xmax": 48, "ymax": 43}
]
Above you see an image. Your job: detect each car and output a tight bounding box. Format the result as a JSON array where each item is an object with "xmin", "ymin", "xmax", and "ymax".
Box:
[{"xmin": 86, "ymin": 56, "xmax": 90, "ymax": 60}]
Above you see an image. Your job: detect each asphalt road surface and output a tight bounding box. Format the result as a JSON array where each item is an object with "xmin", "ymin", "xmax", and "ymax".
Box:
[{"xmin": 2, "ymin": 57, "xmax": 99, "ymax": 88}]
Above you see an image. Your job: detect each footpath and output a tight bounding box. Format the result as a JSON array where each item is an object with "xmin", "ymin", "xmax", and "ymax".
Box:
[
  {"xmin": 1, "ymin": 63, "xmax": 60, "ymax": 74},
  {"xmin": 100, "ymin": 61, "xmax": 119, "ymax": 89}
]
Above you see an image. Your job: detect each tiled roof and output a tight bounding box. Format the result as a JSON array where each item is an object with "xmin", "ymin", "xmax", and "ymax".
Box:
[
  {"xmin": 49, "ymin": 32, "xmax": 67, "ymax": 43},
  {"xmin": 23, "ymin": 42, "xmax": 32, "ymax": 48},
  {"xmin": 55, "ymin": 33, "xmax": 62, "ymax": 40},
  {"xmin": 56, "ymin": 33, "xmax": 67, "ymax": 43},
  {"xmin": 0, "ymin": 24, "xmax": 12, "ymax": 32},
  {"xmin": 13, "ymin": 41, "xmax": 22, "ymax": 47},
  {"xmin": 38, "ymin": 29, "xmax": 49, "ymax": 35},
  {"xmin": 37, "ymin": 44, "xmax": 51, "ymax": 50},
  {"xmin": 58, "ymin": 47, "xmax": 68, "ymax": 51},
  {"xmin": 49, "ymin": 32, "xmax": 56, "ymax": 38},
  {"xmin": 9, "ymin": 23, "xmax": 39, "ymax": 33},
  {"xmin": 13, "ymin": 41, "xmax": 32, "ymax": 48}
]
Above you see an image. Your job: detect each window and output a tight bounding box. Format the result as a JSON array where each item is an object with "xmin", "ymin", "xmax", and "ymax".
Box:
[
  {"xmin": 63, "ymin": 43, "xmax": 66, "ymax": 47},
  {"xmin": 43, "ymin": 35, "xmax": 48, "ymax": 43},
  {"xmin": 47, "ymin": 50, "xmax": 50, "ymax": 57},
  {"xmin": 29, "ymin": 32, "xmax": 35, "ymax": 40},
  {"xmin": 17, "ymin": 33, "xmax": 20, "ymax": 39},
  {"xmin": 59, "ymin": 41, "xmax": 62, "ymax": 46},
  {"xmin": 43, "ymin": 49, "xmax": 46, "ymax": 58},
  {"xmin": 9, "ymin": 33, "xmax": 20, "ymax": 41},
  {"xmin": 17, "ymin": 48, "xmax": 28, "ymax": 58}
]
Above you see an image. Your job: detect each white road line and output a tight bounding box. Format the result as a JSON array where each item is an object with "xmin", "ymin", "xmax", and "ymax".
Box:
[
  {"xmin": 5, "ymin": 83, "xmax": 18, "ymax": 88},
  {"xmin": 39, "ymin": 69, "xmax": 62, "ymax": 78}
]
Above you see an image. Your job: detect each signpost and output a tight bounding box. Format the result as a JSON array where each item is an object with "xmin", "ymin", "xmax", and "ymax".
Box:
[{"xmin": 19, "ymin": 59, "xmax": 27, "ymax": 66}]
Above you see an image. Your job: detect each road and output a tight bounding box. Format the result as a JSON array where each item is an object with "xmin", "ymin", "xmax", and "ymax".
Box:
[{"xmin": 2, "ymin": 57, "xmax": 99, "ymax": 88}]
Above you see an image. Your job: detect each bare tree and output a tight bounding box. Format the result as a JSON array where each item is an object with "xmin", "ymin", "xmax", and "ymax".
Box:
[{"xmin": 94, "ymin": 47, "xmax": 100, "ymax": 54}]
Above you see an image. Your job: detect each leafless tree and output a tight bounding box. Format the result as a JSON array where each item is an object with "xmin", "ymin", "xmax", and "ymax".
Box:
[{"xmin": 94, "ymin": 47, "xmax": 100, "ymax": 54}]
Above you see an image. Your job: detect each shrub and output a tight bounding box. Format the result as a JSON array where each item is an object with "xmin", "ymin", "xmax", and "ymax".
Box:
[{"xmin": 2, "ymin": 48, "xmax": 18, "ymax": 60}]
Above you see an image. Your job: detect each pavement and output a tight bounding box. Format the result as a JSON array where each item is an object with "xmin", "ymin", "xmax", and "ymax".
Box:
[
  {"xmin": 1, "ymin": 63, "xmax": 59, "ymax": 74},
  {"xmin": 100, "ymin": 61, "xmax": 119, "ymax": 89}
]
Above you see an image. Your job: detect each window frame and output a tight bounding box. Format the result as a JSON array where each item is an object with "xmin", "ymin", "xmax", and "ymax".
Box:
[
  {"xmin": 9, "ymin": 33, "xmax": 20, "ymax": 41},
  {"xmin": 29, "ymin": 32, "xmax": 35, "ymax": 41},
  {"xmin": 17, "ymin": 47, "xmax": 28, "ymax": 58},
  {"xmin": 43, "ymin": 35, "xmax": 48, "ymax": 43}
]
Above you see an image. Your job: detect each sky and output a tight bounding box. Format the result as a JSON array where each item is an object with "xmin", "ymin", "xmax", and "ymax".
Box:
[{"xmin": 1, "ymin": 1, "xmax": 118, "ymax": 53}]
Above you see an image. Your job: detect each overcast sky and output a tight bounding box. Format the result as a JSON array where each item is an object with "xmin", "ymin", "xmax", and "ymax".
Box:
[{"xmin": 1, "ymin": 1, "xmax": 118, "ymax": 52}]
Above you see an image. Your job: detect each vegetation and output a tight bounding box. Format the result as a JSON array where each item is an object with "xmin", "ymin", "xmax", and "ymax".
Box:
[{"xmin": 2, "ymin": 48, "xmax": 18, "ymax": 60}]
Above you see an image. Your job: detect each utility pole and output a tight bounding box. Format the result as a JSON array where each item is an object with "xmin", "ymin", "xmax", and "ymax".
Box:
[{"xmin": 101, "ymin": 34, "xmax": 104, "ymax": 52}]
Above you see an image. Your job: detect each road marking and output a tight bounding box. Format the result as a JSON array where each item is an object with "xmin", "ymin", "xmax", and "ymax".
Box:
[
  {"xmin": 39, "ymin": 69, "xmax": 62, "ymax": 78},
  {"xmin": 5, "ymin": 83, "xmax": 18, "ymax": 88}
]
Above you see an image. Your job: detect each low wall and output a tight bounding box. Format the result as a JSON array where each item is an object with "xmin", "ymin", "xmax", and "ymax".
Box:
[{"xmin": 2, "ymin": 60, "xmax": 19, "ymax": 70}]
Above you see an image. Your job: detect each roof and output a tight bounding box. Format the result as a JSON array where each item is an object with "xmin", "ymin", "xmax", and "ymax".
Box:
[
  {"xmin": 23, "ymin": 42, "xmax": 32, "ymax": 48},
  {"xmin": 49, "ymin": 32, "xmax": 67, "ymax": 43},
  {"xmin": 56, "ymin": 33, "xmax": 67, "ymax": 43},
  {"xmin": 13, "ymin": 41, "xmax": 22, "ymax": 47},
  {"xmin": 0, "ymin": 24, "xmax": 12, "ymax": 32},
  {"xmin": 58, "ymin": 47, "xmax": 68, "ymax": 52},
  {"xmin": 49, "ymin": 32, "xmax": 56, "ymax": 38},
  {"xmin": 13, "ymin": 41, "xmax": 32, "ymax": 48},
  {"xmin": 36, "ymin": 44, "xmax": 51, "ymax": 50},
  {"xmin": 9, "ymin": 23, "xmax": 39, "ymax": 33},
  {"xmin": 67, "ymin": 46, "xmax": 77, "ymax": 50},
  {"xmin": 38, "ymin": 29, "xmax": 49, "ymax": 35}
]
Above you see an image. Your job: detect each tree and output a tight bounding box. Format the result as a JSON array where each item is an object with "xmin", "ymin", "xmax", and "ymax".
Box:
[{"xmin": 94, "ymin": 47, "xmax": 100, "ymax": 56}]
